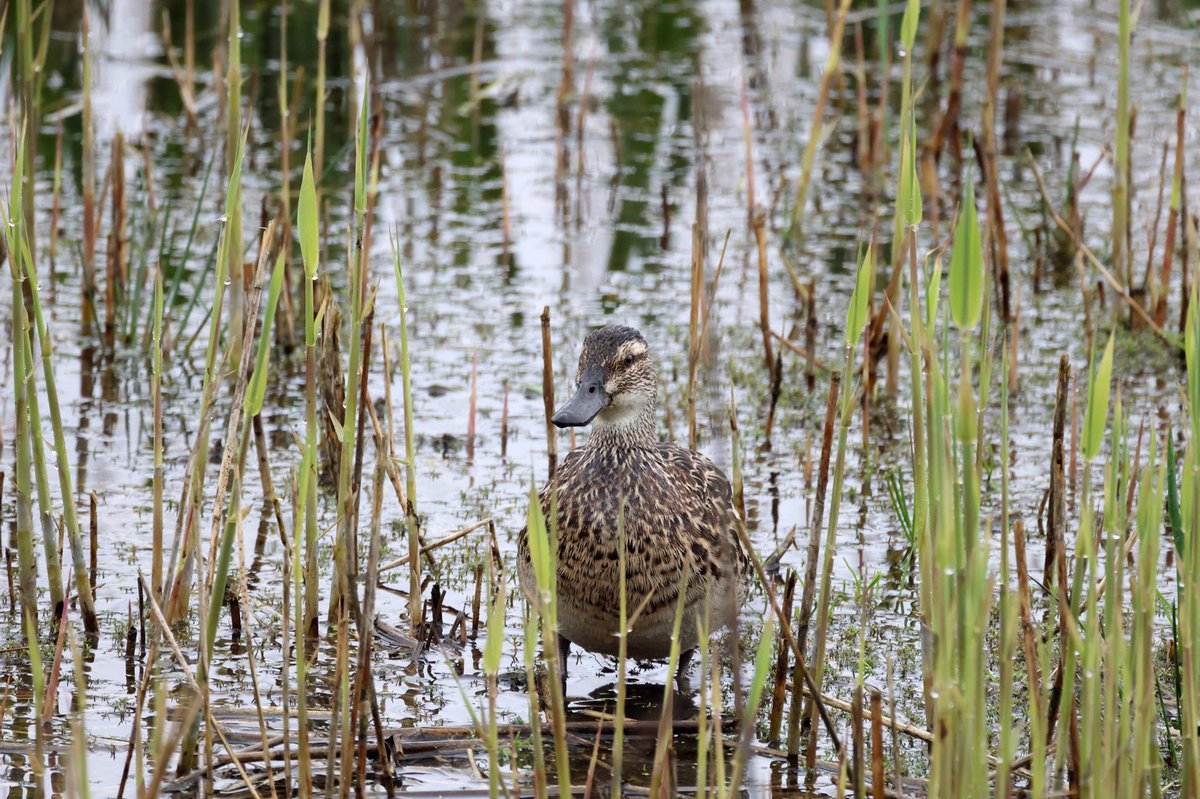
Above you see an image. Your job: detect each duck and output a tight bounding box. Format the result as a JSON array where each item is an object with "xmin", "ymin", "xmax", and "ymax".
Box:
[{"xmin": 517, "ymin": 324, "xmax": 751, "ymax": 680}]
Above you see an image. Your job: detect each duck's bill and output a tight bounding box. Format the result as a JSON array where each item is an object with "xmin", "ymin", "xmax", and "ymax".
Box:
[{"xmin": 551, "ymin": 372, "xmax": 608, "ymax": 427}]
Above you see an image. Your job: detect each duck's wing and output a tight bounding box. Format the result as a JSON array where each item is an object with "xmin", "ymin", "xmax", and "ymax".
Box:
[
  {"xmin": 657, "ymin": 444, "xmax": 753, "ymax": 585},
  {"xmin": 517, "ymin": 448, "xmax": 589, "ymax": 571}
]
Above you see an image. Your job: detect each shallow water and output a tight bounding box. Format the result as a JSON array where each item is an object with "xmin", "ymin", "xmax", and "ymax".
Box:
[{"xmin": 1, "ymin": 0, "xmax": 1199, "ymax": 795}]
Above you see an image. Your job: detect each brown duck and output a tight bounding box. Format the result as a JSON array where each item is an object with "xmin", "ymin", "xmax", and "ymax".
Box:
[{"xmin": 517, "ymin": 325, "xmax": 750, "ymax": 677}]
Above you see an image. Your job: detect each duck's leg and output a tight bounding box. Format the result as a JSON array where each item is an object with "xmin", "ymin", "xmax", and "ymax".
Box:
[
  {"xmin": 558, "ymin": 636, "xmax": 572, "ymax": 691},
  {"xmin": 674, "ymin": 647, "xmax": 696, "ymax": 692}
]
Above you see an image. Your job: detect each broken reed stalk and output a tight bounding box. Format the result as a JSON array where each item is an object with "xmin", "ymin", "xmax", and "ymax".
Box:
[
  {"xmin": 752, "ymin": 208, "xmax": 774, "ymax": 379},
  {"xmin": 807, "ymin": 347, "xmax": 856, "ymax": 769},
  {"xmin": 768, "ymin": 571, "xmax": 797, "ymax": 741}
]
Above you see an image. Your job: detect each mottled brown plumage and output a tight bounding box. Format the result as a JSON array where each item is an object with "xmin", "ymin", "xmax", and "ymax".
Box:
[{"xmin": 517, "ymin": 325, "xmax": 750, "ymax": 662}]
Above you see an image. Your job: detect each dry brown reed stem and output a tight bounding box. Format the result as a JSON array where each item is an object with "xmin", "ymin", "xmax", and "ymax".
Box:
[
  {"xmin": 1144, "ymin": 142, "xmax": 1169, "ymax": 305},
  {"xmin": 768, "ymin": 571, "xmax": 797, "ymax": 741},
  {"xmin": 205, "ymin": 223, "xmax": 276, "ymax": 582},
  {"xmin": 540, "ymin": 306, "xmax": 557, "ymax": 481},
  {"xmin": 870, "ymin": 690, "xmax": 884, "ymax": 799},
  {"xmin": 377, "ymin": 519, "xmax": 491, "ymax": 574},
  {"xmin": 251, "ymin": 414, "xmax": 288, "ymax": 554},
  {"xmin": 89, "ymin": 491, "xmax": 98, "ymax": 593},
  {"xmin": 853, "ymin": 22, "xmax": 870, "ymax": 173},
  {"xmin": 771, "ymin": 330, "xmax": 827, "ymax": 371},
  {"xmin": 106, "ymin": 133, "xmax": 127, "ymax": 345},
  {"xmin": 753, "ymin": 208, "xmax": 774, "ymax": 378},
  {"xmin": 795, "ymin": 374, "xmax": 840, "ymax": 647},
  {"xmin": 1159, "ymin": 67, "xmax": 1188, "ymax": 327},
  {"xmin": 350, "ymin": 304, "xmax": 376, "ymax": 536},
  {"xmin": 1126, "ymin": 415, "xmax": 1146, "ymax": 520},
  {"xmin": 44, "ymin": 581, "xmax": 71, "ymax": 721},
  {"xmin": 160, "ymin": 10, "xmax": 200, "ymax": 129},
  {"xmin": 1045, "ymin": 357, "xmax": 1069, "ymax": 589},
  {"xmin": 1044, "ymin": 358, "xmax": 1077, "ymax": 775},
  {"xmin": 731, "ymin": 518, "xmax": 848, "ymax": 771},
  {"xmin": 1028, "ymin": 153, "xmax": 1176, "ymax": 345},
  {"xmin": 806, "ymin": 280, "xmax": 818, "ymax": 390},
  {"xmin": 1014, "ymin": 520, "xmax": 1042, "ymax": 722},
  {"xmin": 930, "ymin": 0, "xmax": 970, "ymax": 165}
]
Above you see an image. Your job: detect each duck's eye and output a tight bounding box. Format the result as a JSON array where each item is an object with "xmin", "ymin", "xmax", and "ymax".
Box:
[{"xmin": 624, "ymin": 354, "xmax": 635, "ymax": 366}]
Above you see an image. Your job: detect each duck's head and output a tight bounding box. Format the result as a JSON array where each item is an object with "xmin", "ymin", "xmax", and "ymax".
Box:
[{"xmin": 552, "ymin": 325, "xmax": 657, "ymax": 431}]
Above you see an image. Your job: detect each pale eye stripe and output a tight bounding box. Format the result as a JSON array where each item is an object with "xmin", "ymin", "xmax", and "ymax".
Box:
[{"xmin": 617, "ymin": 341, "xmax": 648, "ymax": 361}]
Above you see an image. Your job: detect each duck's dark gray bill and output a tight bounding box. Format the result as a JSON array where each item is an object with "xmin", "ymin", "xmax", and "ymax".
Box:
[{"xmin": 552, "ymin": 371, "xmax": 608, "ymax": 427}]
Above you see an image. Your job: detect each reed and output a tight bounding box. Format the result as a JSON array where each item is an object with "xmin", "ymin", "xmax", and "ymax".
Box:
[
  {"xmin": 808, "ymin": 243, "xmax": 872, "ymax": 767},
  {"xmin": 482, "ymin": 571, "xmax": 507, "ymax": 799},
  {"xmin": 331, "ymin": 76, "xmax": 372, "ymax": 628},
  {"xmin": 295, "ymin": 145, "xmax": 321, "ymax": 798},
  {"xmin": 315, "ymin": 0, "xmax": 331, "ymax": 178},
  {"xmin": 8, "ymin": 191, "xmax": 42, "ymax": 722},
  {"xmin": 1112, "ymin": 0, "xmax": 1131, "ymax": 293},
  {"xmin": 611, "ymin": 514, "xmax": 628, "ymax": 799},
  {"xmin": 523, "ymin": 483, "xmax": 571, "ymax": 796},
  {"xmin": 225, "ymin": 0, "xmax": 246, "ymax": 361},
  {"xmin": 1179, "ymin": 288, "xmax": 1200, "ymax": 792},
  {"xmin": 390, "ymin": 237, "xmax": 422, "ymax": 633},
  {"xmin": 81, "ymin": 4, "xmax": 97, "ymax": 330}
]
